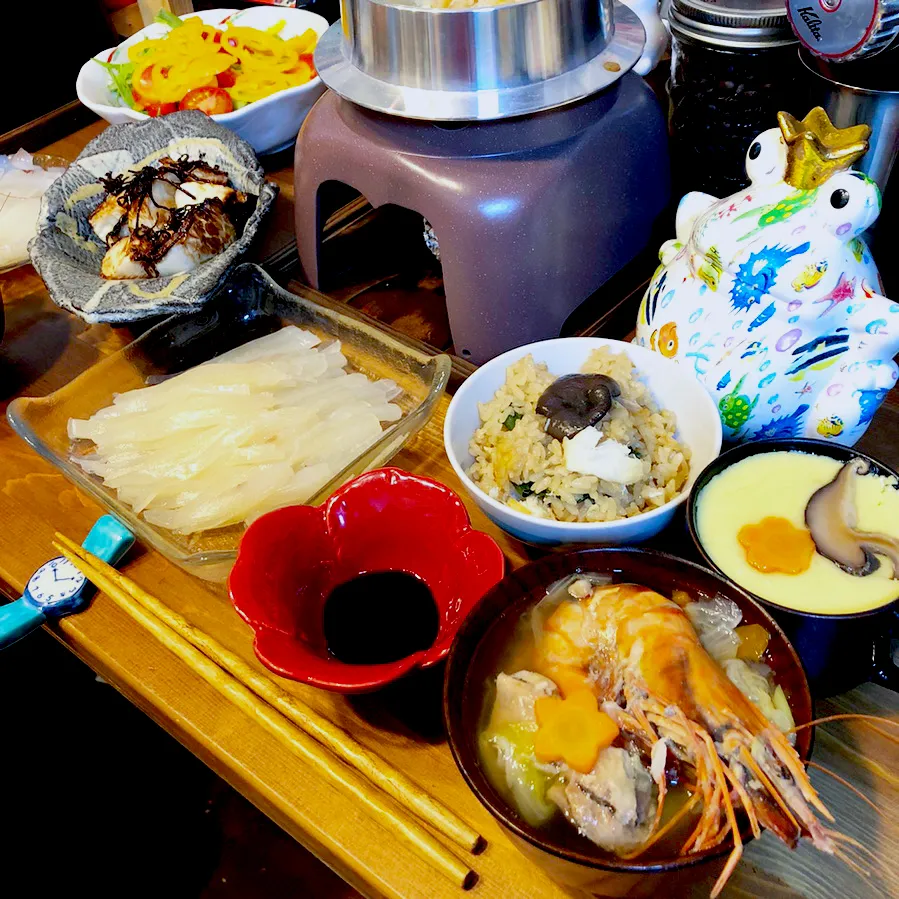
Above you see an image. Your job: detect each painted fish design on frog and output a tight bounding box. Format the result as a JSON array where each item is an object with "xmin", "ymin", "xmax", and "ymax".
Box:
[
  {"xmin": 813, "ymin": 272, "xmax": 857, "ymax": 318},
  {"xmin": 792, "ymin": 260, "xmax": 828, "ymax": 291},
  {"xmin": 697, "ymin": 245, "xmax": 723, "ymax": 291},
  {"xmin": 734, "ymin": 189, "xmax": 819, "ymax": 241},
  {"xmin": 730, "ymin": 243, "xmax": 810, "ymax": 313},
  {"xmin": 854, "ymin": 386, "xmax": 888, "ymax": 427},
  {"xmin": 650, "ymin": 321, "xmax": 679, "ymax": 358},
  {"xmin": 718, "ymin": 374, "xmax": 759, "ymax": 432},
  {"xmin": 747, "ymin": 404, "xmax": 810, "ymax": 440},
  {"xmin": 816, "ymin": 415, "xmax": 844, "ymax": 438}
]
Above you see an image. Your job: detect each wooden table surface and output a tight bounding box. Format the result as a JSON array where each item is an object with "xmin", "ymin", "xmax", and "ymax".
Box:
[{"xmin": 1, "ymin": 122, "xmax": 897, "ymax": 899}]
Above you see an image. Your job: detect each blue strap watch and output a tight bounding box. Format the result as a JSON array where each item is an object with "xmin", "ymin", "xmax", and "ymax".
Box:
[{"xmin": 0, "ymin": 515, "xmax": 134, "ymax": 650}]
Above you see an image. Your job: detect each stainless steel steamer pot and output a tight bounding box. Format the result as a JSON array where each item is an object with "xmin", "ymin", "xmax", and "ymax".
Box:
[
  {"xmin": 316, "ymin": 0, "xmax": 646, "ymax": 120},
  {"xmin": 344, "ymin": 0, "xmax": 612, "ymax": 90}
]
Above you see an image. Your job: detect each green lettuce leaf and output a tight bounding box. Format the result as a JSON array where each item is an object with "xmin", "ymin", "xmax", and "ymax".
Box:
[
  {"xmin": 154, "ymin": 8, "xmax": 184, "ymax": 29},
  {"xmin": 93, "ymin": 59, "xmax": 138, "ymax": 110}
]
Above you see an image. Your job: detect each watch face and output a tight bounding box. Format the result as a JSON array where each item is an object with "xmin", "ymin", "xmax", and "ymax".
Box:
[{"xmin": 25, "ymin": 557, "xmax": 87, "ymax": 610}]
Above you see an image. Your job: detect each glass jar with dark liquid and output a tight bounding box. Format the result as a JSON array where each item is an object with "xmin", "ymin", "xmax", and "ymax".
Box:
[{"xmin": 666, "ymin": 0, "xmax": 806, "ymax": 199}]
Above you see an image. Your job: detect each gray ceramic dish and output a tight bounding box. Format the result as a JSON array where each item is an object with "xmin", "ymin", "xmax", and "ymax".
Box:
[{"xmin": 28, "ymin": 110, "xmax": 278, "ymax": 323}]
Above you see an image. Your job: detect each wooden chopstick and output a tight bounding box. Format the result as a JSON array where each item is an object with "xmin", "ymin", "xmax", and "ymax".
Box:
[
  {"xmin": 53, "ymin": 533, "xmax": 482, "ymax": 855},
  {"xmin": 54, "ymin": 538, "xmax": 479, "ymax": 891}
]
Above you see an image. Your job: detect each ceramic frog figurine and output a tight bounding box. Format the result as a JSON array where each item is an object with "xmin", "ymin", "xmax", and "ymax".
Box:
[{"xmin": 636, "ymin": 108, "xmax": 898, "ymax": 446}]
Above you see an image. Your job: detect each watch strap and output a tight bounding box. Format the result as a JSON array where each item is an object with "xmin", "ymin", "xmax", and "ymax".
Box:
[
  {"xmin": 82, "ymin": 515, "xmax": 135, "ymax": 567},
  {"xmin": 0, "ymin": 601, "xmax": 47, "ymax": 651}
]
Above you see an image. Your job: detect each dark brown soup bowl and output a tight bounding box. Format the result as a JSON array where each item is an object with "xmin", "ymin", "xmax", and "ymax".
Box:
[
  {"xmin": 686, "ymin": 438, "xmax": 899, "ymax": 698},
  {"xmin": 443, "ymin": 548, "xmax": 813, "ymax": 898}
]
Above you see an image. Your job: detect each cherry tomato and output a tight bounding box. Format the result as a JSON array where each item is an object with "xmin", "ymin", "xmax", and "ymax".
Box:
[
  {"xmin": 216, "ymin": 68, "xmax": 237, "ymax": 89},
  {"xmin": 142, "ymin": 100, "xmax": 179, "ymax": 117},
  {"xmin": 131, "ymin": 88, "xmax": 177, "ymax": 117},
  {"xmin": 179, "ymin": 86, "xmax": 234, "ymax": 115}
]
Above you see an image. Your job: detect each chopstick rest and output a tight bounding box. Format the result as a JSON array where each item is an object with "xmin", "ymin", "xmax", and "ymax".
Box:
[{"xmin": 0, "ymin": 515, "xmax": 133, "ymax": 649}]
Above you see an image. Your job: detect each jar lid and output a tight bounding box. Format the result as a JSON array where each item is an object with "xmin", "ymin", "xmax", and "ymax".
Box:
[
  {"xmin": 667, "ymin": 0, "xmax": 798, "ymax": 48},
  {"xmin": 787, "ymin": 0, "xmax": 899, "ymax": 60}
]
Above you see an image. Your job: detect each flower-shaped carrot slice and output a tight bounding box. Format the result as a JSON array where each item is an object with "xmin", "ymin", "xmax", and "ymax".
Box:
[
  {"xmin": 738, "ymin": 516, "xmax": 815, "ymax": 574},
  {"xmin": 534, "ymin": 688, "xmax": 619, "ymax": 774}
]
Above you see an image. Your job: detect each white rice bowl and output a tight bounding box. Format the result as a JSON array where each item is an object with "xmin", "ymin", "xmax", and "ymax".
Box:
[{"xmin": 444, "ymin": 338, "xmax": 723, "ymax": 546}]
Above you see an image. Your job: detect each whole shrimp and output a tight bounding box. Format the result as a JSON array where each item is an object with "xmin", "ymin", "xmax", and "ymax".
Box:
[{"xmin": 538, "ymin": 582, "xmax": 857, "ymax": 897}]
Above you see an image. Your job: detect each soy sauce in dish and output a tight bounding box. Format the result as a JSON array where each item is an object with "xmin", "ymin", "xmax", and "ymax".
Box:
[{"xmin": 323, "ymin": 571, "xmax": 440, "ymax": 665}]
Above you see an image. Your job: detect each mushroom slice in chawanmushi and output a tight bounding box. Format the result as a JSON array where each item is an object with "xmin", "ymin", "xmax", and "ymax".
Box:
[
  {"xmin": 804, "ymin": 458, "xmax": 899, "ymax": 577},
  {"xmin": 536, "ymin": 374, "xmax": 621, "ymax": 441}
]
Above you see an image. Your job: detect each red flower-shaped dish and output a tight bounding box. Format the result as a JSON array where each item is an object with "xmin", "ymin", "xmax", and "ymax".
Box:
[{"xmin": 229, "ymin": 467, "xmax": 506, "ymax": 692}]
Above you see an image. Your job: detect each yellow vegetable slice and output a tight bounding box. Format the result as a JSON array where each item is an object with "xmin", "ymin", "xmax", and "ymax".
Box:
[{"xmin": 118, "ymin": 17, "xmax": 318, "ymax": 109}]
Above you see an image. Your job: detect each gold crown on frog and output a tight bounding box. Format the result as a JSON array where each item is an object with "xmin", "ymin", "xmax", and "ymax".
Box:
[{"xmin": 777, "ymin": 107, "xmax": 871, "ymax": 191}]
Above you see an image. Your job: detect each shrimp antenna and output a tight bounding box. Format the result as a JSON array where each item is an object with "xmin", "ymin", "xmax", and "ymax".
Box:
[
  {"xmin": 828, "ymin": 830, "xmax": 881, "ymax": 867},
  {"xmin": 825, "ymin": 830, "xmax": 885, "ymax": 882},
  {"xmin": 710, "ymin": 773, "xmax": 742, "ymax": 899},
  {"xmin": 806, "ymin": 761, "xmax": 880, "ymax": 814},
  {"xmin": 830, "ymin": 846, "xmax": 871, "ymax": 882},
  {"xmin": 789, "ymin": 714, "xmax": 899, "ymax": 746}
]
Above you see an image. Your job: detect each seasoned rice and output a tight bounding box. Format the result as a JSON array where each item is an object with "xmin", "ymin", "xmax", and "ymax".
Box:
[{"xmin": 467, "ymin": 349, "xmax": 690, "ymax": 522}]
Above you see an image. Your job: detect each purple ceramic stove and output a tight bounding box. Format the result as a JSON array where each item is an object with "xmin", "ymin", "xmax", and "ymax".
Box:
[{"xmin": 295, "ymin": 0, "xmax": 670, "ymax": 363}]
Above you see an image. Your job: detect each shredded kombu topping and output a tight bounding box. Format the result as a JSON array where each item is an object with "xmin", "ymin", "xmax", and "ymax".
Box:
[
  {"xmin": 99, "ymin": 154, "xmax": 231, "ymax": 228},
  {"xmin": 99, "ymin": 166, "xmax": 175, "ymax": 216},
  {"xmin": 97, "ymin": 154, "xmax": 238, "ymax": 275},
  {"xmin": 128, "ymin": 199, "xmax": 229, "ymax": 277},
  {"xmin": 156, "ymin": 154, "xmax": 228, "ymax": 185},
  {"xmin": 100, "ymin": 154, "xmax": 227, "ymax": 194}
]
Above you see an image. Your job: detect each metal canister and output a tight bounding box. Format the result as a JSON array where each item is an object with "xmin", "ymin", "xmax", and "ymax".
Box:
[
  {"xmin": 799, "ymin": 49, "xmax": 899, "ymax": 293},
  {"xmin": 787, "ymin": 0, "xmax": 899, "ymax": 291},
  {"xmin": 787, "ymin": 0, "xmax": 899, "ymax": 61},
  {"xmin": 666, "ymin": 0, "xmax": 803, "ymax": 198}
]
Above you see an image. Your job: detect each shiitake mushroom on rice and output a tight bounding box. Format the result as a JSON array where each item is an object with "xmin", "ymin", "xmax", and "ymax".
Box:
[{"xmin": 536, "ymin": 374, "xmax": 622, "ymax": 441}]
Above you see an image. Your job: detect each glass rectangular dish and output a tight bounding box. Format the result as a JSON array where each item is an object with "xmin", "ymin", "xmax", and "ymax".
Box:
[{"xmin": 8, "ymin": 264, "xmax": 451, "ymax": 582}]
